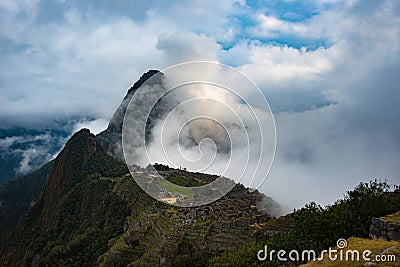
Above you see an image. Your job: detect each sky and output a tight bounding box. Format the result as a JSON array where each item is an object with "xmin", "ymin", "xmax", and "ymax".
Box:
[{"xmin": 0, "ymin": 0, "xmax": 399, "ymax": 209}]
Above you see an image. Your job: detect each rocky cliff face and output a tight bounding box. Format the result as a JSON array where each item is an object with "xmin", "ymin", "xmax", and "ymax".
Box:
[
  {"xmin": 97, "ymin": 70, "xmax": 161, "ymax": 161},
  {"xmin": 370, "ymin": 216, "xmax": 400, "ymax": 241}
]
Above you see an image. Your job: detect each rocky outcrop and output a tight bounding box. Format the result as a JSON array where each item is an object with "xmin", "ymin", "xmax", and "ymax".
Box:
[
  {"xmin": 96, "ymin": 70, "xmax": 161, "ymax": 161},
  {"xmin": 369, "ymin": 217, "xmax": 400, "ymax": 241}
]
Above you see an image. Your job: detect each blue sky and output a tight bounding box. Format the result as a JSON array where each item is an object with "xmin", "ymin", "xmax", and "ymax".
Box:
[{"xmin": 0, "ymin": 0, "xmax": 399, "ymax": 208}]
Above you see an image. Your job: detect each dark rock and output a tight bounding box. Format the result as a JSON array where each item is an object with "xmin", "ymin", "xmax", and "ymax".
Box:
[{"xmin": 369, "ymin": 217, "xmax": 400, "ymax": 241}]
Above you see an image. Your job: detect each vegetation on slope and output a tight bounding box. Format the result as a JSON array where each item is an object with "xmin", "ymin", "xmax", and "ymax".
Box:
[
  {"xmin": 208, "ymin": 180, "xmax": 400, "ymax": 266},
  {"xmin": 0, "ymin": 129, "xmax": 130, "ymax": 266}
]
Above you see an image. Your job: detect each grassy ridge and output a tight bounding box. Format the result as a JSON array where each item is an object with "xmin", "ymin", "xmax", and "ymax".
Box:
[
  {"xmin": 160, "ymin": 181, "xmax": 195, "ymax": 197},
  {"xmin": 301, "ymin": 237, "xmax": 399, "ymax": 267}
]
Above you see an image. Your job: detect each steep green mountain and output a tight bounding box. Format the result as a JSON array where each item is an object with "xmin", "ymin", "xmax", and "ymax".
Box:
[
  {"xmin": 0, "ymin": 128, "xmax": 278, "ymax": 266},
  {"xmin": 0, "ymin": 129, "xmax": 129, "ymax": 266}
]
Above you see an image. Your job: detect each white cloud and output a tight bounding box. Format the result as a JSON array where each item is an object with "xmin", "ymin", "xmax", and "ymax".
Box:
[
  {"xmin": 239, "ymin": 43, "xmax": 339, "ymax": 85},
  {"xmin": 0, "ymin": 132, "xmax": 56, "ymax": 175},
  {"xmin": 124, "ymin": 65, "xmax": 275, "ymax": 191},
  {"xmin": 250, "ymin": 1, "xmax": 400, "ymax": 208},
  {"xmin": 250, "ymin": 14, "xmax": 308, "ymax": 38},
  {"xmin": 263, "ymin": 96, "xmax": 400, "ymax": 209},
  {"xmin": 17, "ymin": 146, "xmax": 52, "ymax": 173},
  {"xmin": 0, "ymin": 0, "xmax": 18, "ymax": 13},
  {"xmin": 64, "ymin": 8, "xmax": 81, "ymax": 25},
  {"xmin": 156, "ymin": 32, "xmax": 221, "ymax": 65},
  {"xmin": 0, "ymin": 16, "xmax": 168, "ymax": 125},
  {"xmin": 73, "ymin": 119, "xmax": 109, "ymax": 135},
  {"xmin": 148, "ymin": 0, "xmax": 241, "ymax": 35},
  {"xmin": 0, "ymin": 0, "xmax": 39, "ymax": 17}
]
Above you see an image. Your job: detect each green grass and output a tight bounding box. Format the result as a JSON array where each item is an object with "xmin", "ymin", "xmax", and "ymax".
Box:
[{"xmin": 160, "ymin": 181, "xmax": 194, "ymax": 197}]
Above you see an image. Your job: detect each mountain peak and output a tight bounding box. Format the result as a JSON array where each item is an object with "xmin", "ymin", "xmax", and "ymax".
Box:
[
  {"xmin": 97, "ymin": 70, "xmax": 164, "ymax": 160},
  {"xmin": 41, "ymin": 128, "xmax": 98, "ymax": 225},
  {"xmin": 126, "ymin": 69, "xmax": 160, "ymax": 96}
]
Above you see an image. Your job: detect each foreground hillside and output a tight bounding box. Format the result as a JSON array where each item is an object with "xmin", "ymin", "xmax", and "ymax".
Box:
[
  {"xmin": 0, "ymin": 129, "xmax": 279, "ymax": 266},
  {"xmin": 209, "ymin": 182, "xmax": 400, "ymax": 266}
]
